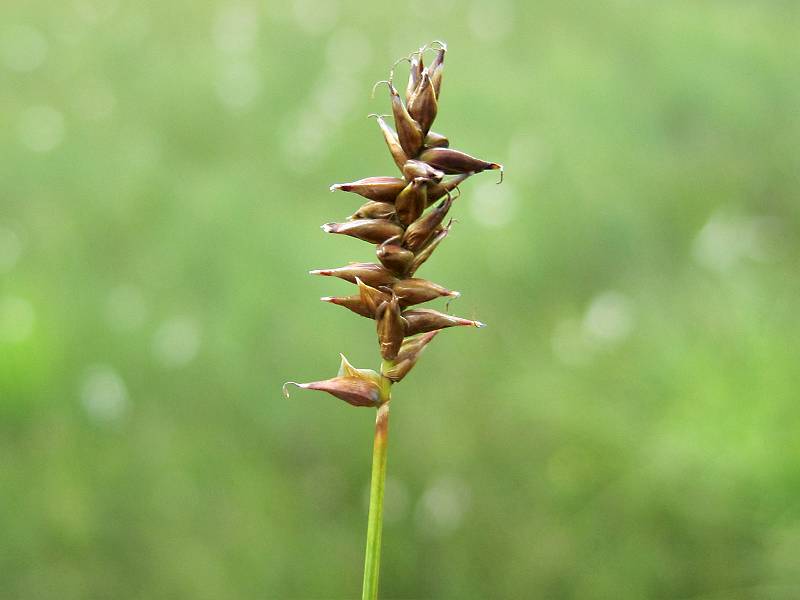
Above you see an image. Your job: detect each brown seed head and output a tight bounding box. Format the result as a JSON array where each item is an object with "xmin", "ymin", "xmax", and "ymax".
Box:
[
  {"xmin": 382, "ymin": 331, "xmax": 439, "ymax": 382},
  {"xmin": 402, "ymin": 193, "xmax": 454, "ymax": 252},
  {"xmin": 310, "ymin": 263, "xmax": 398, "ymax": 287},
  {"xmin": 321, "ymin": 295, "xmax": 374, "ymax": 318},
  {"xmin": 375, "ymin": 294, "xmax": 405, "ymax": 360},
  {"xmin": 417, "ymin": 147, "xmax": 502, "ymax": 175},
  {"xmin": 402, "ymin": 159, "xmax": 444, "ymax": 182},
  {"xmin": 408, "ymin": 70, "xmax": 438, "ymax": 135},
  {"xmin": 370, "ymin": 114, "xmax": 407, "ymax": 171},
  {"xmin": 376, "ymin": 238, "xmax": 415, "ymax": 274},
  {"xmin": 394, "ymin": 178, "xmax": 428, "ymax": 226},
  {"xmin": 289, "ymin": 42, "xmax": 499, "ymax": 407},
  {"xmin": 402, "ymin": 308, "xmax": 485, "ymax": 336},
  {"xmin": 427, "ymin": 43, "xmax": 447, "ymax": 99},
  {"xmin": 330, "ymin": 177, "xmax": 406, "ymax": 203},
  {"xmin": 424, "ymin": 131, "xmax": 449, "ymax": 148},
  {"xmin": 322, "ymin": 219, "xmax": 404, "ymax": 244},
  {"xmin": 392, "ymin": 278, "xmax": 459, "ymax": 307},
  {"xmin": 349, "ymin": 201, "xmax": 396, "ymax": 221},
  {"xmin": 283, "ymin": 376, "xmax": 381, "ymax": 407}
]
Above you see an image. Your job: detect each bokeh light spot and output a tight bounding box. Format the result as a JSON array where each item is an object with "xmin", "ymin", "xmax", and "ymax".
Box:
[
  {"xmin": 468, "ymin": 0, "xmax": 514, "ymax": 43},
  {"xmin": 215, "ymin": 60, "xmax": 261, "ymax": 111},
  {"xmin": 469, "ymin": 180, "xmax": 517, "ymax": 228},
  {"xmin": 0, "ymin": 296, "xmax": 36, "ymax": 343},
  {"xmin": 1, "ymin": 25, "xmax": 48, "ymax": 72},
  {"xmin": 18, "ymin": 106, "xmax": 65, "ymax": 153},
  {"xmin": 80, "ymin": 365, "xmax": 129, "ymax": 424},
  {"xmin": 582, "ymin": 291, "xmax": 634, "ymax": 344},
  {"xmin": 153, "ymin": 316, "xmax": 201, "ymax": 368},
  {"xmin": 213, "ymin": 2, "xmax": 259, "ymax": 55},
  {"xmin": 415, "ymin": 476, "xmax": 470, "ymax": 538},
  {"xmin": 106, "ymin": 285, "xmax": 147, "ymax": 332},
  {"xmin": 0, "ymin": 225, "xmax": 22, "ymax": 273},
  {"xmin": 291, "ymin": 0, "xmax": 339, "ymax": 35}
]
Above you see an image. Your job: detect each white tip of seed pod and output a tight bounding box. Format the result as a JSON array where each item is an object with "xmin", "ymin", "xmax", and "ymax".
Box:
[
  {"xmin": 309, "ymin": 269, "xmax": 329, "ymax": 276},
  {"xmin": 329, "ymin": 184, "xmax": 342, "ymax": 192},
  {"xmin": 282, "ymin": 381, "xmax": 304, "ymax": 399},
  {"xmin": 321, "ymin": 223, "xmax": 337, "ymax": 233},
  {"xmin": 447, "ymin": 290, "xmax": 461, "ymax": 298},
  {"xmin": 320, "ymin": 296, "xmax": 334, "ymax": 302},
  {"xmin": 493, "ymin": 163, "xmax": 505, "ymax": 184},
  {"xmin": 474, "ymin": 320, "xmax": 487, "ymax": 328}
]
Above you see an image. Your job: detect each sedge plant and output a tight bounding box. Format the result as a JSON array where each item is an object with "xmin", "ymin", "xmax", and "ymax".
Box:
[{"xmin": 284, "ymin": 42, "xmax": 502, "ymax": 600}]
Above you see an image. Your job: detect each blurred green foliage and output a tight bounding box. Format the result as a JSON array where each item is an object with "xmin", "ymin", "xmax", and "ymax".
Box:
[{"xmin": 2, "ymin": 0, "xmax": 800, "ymax": 598}]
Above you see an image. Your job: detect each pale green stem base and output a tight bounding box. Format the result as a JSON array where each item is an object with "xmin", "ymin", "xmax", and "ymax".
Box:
[{"xmin": 362, "ymin": 389, "xmax": 391, "ymax": 600}]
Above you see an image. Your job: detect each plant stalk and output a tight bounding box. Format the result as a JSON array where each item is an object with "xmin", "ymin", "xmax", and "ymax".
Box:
[{"xmin": 362, "ymin": 389, "xmax": 391, "ymax": 600}]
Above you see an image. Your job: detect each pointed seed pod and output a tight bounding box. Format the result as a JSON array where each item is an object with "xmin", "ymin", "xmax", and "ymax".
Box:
[
  {"xmin": 283, "ymin": 376, "xmax": 381, "ymax": 407},
  {"xmin": 380, "ymin": 80, "xmax": 423, "ymax": 157},
  {"xmin": 356, "ymin": 277, "xmax": 391, "ymax": 315},
  {"xmin": 376, "ymin": 238, "xmax": 415, "ymax": 274},
  {"xmin": 402, "ymin": 159, "xmax": 444, "ymax": 182},
  {"xmin": 349, "ymin": 201, "xmax": 395, "ymax": 221},
  {"xmin": 402, "ymin": 308, "xmax": 485, "ymax": 336},
  {"xmin": 320, "ymin": 295, "xmax": 374, "ymax": 318},
  {"xmin": 322, "ymin": 219, "xmax": 404, "ymax": 245},
  {"xmin": 428, "ymin": 43, "xmax": 446, "ymax": 98},
  {"xmin": 408, "ymin": 223, "xmax": 451, "ymax": 275},
  {"xmin": 375, "ymin": 295, "xmax": 405, "ymax": 360},
  {"xmin": 392, "ymin": 277, "xmax": 459, "ymax": 307},
  {"xmin": 382, "ymin": 331, "xmax": 439, "ymax": 382},
  {"xmin": 330, "ymin": 177, "xmax": 407, "ymax": 203},
  {"xmin": 426, "ymin": 173, "xmax": 470, "ymax": 205},
  {"xmin": 405, "ymin": 50, "xmax": 424, "ymax": 103},
  {"xmin": 402, "ymin": 194, "xmax": 454, "ymax": 252},
  {"xmin": 370, "ymin": 114, "xmax": 407, "ymax": 171},
  {"xmin": 394, "ymin": 178, "xmax": 428, "ymax": 226},
  {"xmin": 408, "ymin": 71, "xmax": 438, "ymax": 134},
  {"xmin": 338, "ymin": 353, "xmax": 383, "ymax": 386},
  {"xmin": 424, "ymin": 131, "xmax": 449, "ymax": 148},
  {"xmin": 310, "ymin": 263, "xmax": 398, "ymax": 287},
  {"xmin": 417, "ymin": 147, "xmax": 502, "ymax": 175}
]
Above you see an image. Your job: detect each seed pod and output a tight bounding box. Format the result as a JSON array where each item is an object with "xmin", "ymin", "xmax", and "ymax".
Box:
[
  {"xmin": 427, "ymin": 173, "xmax": 470, "ymax": 205},
  {"xmin": 405, "ymin": 50, "xmax": 424, "ymax": 103},
  {"xmin": 417, "ymin": 147, "xmax": 502, "ymax": 175},
  {"xmin": 283, "ymin": 376, "xmax": 381, "ymax": 407},
  {"xmin": 383, "ymin": 331, "xmax": 439, "ymax": 382},
  {"xmin": 381, "ymin": 80, "xmax": 423, "ymax": 157},
  {"xmin": 370, "ymin": 114, "xmax": 407, "ymax": 171},
  {"xmin": 330, "ymin": 177, "xmax": 407, "ymax": 203},
  {"xmin": 375, "ymin": 295, "xmax": 405, "ymax": 360},
  {"xmin": 376, "ymin": 238, "xmax": 414, "ymax": 274},
  {"xmin": 424, "ymin": 131, "xmax": 449, "ymax": 148},
  {"xmin": 392, "ymin": 278, "xmax": 459, "ymax": 307},
  {"xmin": 408, "ymin": 224, "xmax": 451, "ymax": 275},
  {"xmin": 349, "ymin": 201, "xmax": 396, "ymax": 221},
  {"xmin": 428, "ymin": 43, "xmax": 446, "ymax": 99},
  {"xmin": 394, "ymin": 178, "xmax": 428, "ymax": 226},
  {"xmin": 357, "ymin": 277, "xmax": 391, "ymax": 314},
  {"xmin": 408, "ymin": 71, "xmax": 438, "ymax": 134},
  {"xmin": 402, "ymin": 159, "xmax": 444, "ymax": 182},
  {"xmin": 338, "ymin": 353, "xmax": 383, "ymax": 386},
  {"xmin": 402, "ymin": 194, "xmax": 454, "ymax": 252},
  {"xmin": 403, "ymin": 308, "xmax": 485, "ymax": 336},
  {"xmin": 320, "ymin": 295, "xmax": 374, "ymax": 318},
  {"xmin": 322, "ymin": 219, "xmax": 404, "ymax": 244},
  {"xmin": 310, "ymin": 263, "xmax": 398, "ymax": 288}
]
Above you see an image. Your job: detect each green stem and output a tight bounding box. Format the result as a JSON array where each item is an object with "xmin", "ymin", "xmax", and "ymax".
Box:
[{"xmin": 362, "ymin": 398, "xmax": 390, "ymax": 600}]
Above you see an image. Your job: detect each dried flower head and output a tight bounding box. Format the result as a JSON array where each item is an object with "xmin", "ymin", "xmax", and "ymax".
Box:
[{"xmin": 285, "ymin": 41, "xmax": 502, "ymax": 405}]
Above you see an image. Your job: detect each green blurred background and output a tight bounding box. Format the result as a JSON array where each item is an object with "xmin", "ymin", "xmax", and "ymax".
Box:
[{"xmin": 2, "ymin": 0, "xmax": 800, "ymax": 598}]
